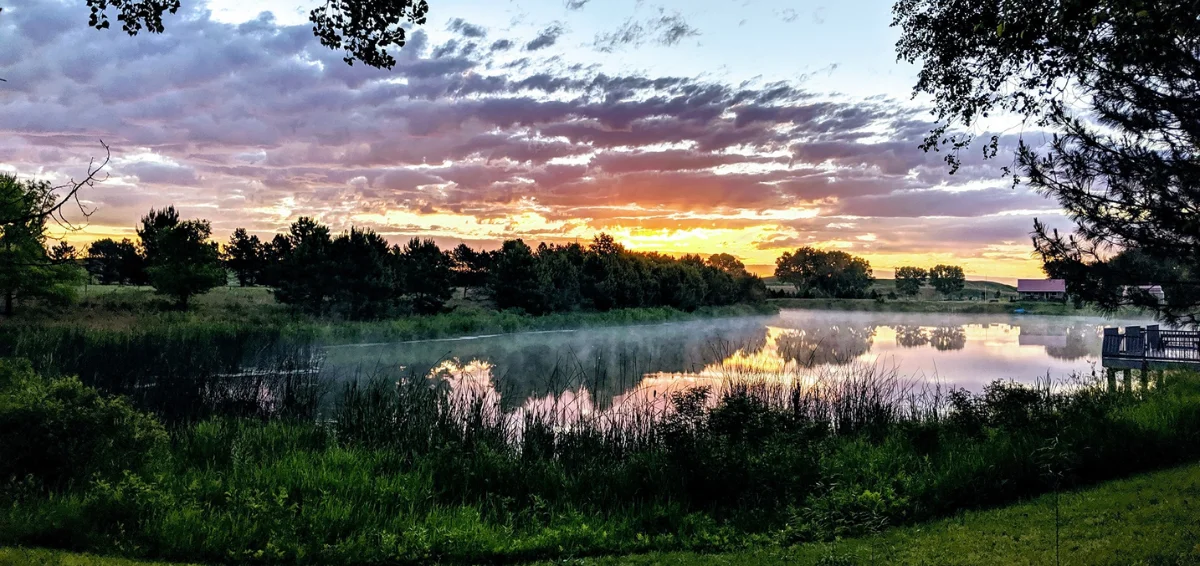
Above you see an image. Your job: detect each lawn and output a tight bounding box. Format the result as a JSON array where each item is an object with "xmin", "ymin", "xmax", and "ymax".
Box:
[
  {"xmin": 7, "ymin": 461, "xmax": 1200, "ymax": 565},
  {"xmin": 540, "ymin": 461, "xmax": 1200, "ymax": 565}
]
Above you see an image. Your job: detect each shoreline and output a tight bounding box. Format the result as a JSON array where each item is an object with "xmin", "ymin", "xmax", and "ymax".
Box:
[{"xmin": 768, "ymin": 297, "xmax": 1149, "ymax": 317}]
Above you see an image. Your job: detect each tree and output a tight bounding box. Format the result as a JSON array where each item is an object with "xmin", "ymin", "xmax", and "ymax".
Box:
[
  {"xmin": 328, "ymin": 228, "xmax": 401, "ymax": 319},
  {"xmin": 894, "ymin": 266, "xmax": 927, "ymax": 298},
  {"xmin": 136, "ymin": 206, "xmax": 179, "ymax": 266},
  {"xmin": 397, "ymin": 237, "xmax": 453, "ymax": 315},
  {"xmin": 450, "ymin": 243, "xmax": 490, "ymax": 297},
  {"xmin": 84, "ymin": 0, "xmax": 431, "ymax": 69},
  {"xmin": 85, "ymin": 238, "xmax": 145, "ymax": 285},
  {"xmin": 272, "ymin": 218, "xmax": 335, "ymax": 314},
  {"xmin": 774, "ymin": 247, "xmax": 874, "ymax": 298},
  {"xmin": 48, "ymin": 241, "xmax": 77, "ymax": 263},
  {"xmin": 144, "ymin": 216, "xmax": 226, "ymax": 309},
  {"xmin": 928, "ymin": 264, "xmax": 965, "ymax": 298},
  {"xmin": 0, "ymin": 175, "xmax": 85, "ymax": 315},
  {"xmin": 224, "ymin": 228, "xmax": 265, "ymax": 287},
  {"xmin": 488, "ymin": 239, "xmax": 542, "ymax": 313},
  {"xmin": 894, "ymin": 0, "xmax": 1200, "ymax": 324},
  {"xmin": 0, "ymin": 143, "xmax": 109, "ymax": 230},
  {"xmin": 708, "ymin": 253, "xmax": 747, "ymax": 276}
]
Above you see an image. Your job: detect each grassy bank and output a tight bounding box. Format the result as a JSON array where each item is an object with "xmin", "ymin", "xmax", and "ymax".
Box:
[
  {"xmin": 5, "ymin": 353, "xmax": 1200, "ymax": 564},
  {"xmin": 16, "ymin": 285, "xmax": 776, "ymax": 336},
  {"xmin": 533, "ymin": 460, "xmax": 1200, "ymax": 565},
  {"xmin": 8, "ymin": 459, "xmax": 1200, "ymax": 565},
  {"xmin": 769, "ymin": 297, "xmax": 1129, "ymax": 316},
  {"xmin": 765, "ymin": 278, "xmax": 1019, "ymax": 302}
]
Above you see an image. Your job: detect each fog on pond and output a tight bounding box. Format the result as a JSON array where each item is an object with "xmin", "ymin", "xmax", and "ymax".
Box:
[{"xmin": 323, "ymin": 309, "xmax": 1156, "ymax": 416}]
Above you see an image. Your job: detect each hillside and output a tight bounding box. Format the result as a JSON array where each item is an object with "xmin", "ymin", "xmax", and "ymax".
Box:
[{"xmin": 765, "ymin": 277, "xmax": 1019, "ymax": 300}]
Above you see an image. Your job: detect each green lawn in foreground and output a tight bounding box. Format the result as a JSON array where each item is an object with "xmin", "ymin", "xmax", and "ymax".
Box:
[
  {"xmin": 7, "ymin": 462, "xmax": 1200, "ymax": 566},
  {"xmin": 540, "ymin": 462, "xmax": 1200, "ymax": 566},
  {"xmin": 0, "ymin": 548, "xmax": 195, "ymax": 566}
]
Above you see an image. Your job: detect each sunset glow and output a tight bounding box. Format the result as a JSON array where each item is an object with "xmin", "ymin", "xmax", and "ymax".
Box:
[{"xmin": 2, "ymin": 0, "xmax": 1069, "ymax": 283}]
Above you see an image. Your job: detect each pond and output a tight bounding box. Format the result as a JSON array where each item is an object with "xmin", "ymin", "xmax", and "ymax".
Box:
[{"xmin": 322, "ymin": 309, "xmax": 1158, "ymax": 414}]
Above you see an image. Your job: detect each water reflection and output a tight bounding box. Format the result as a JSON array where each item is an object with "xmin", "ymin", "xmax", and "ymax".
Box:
[{"xmin": 323, "ymin": 309, "xmax": 1155, "ymax": 413}]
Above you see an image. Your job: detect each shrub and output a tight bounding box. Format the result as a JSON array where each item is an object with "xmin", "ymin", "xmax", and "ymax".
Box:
[{"xmin": 0, "ymin": 359, "xmax": 167, "ymax": 491}]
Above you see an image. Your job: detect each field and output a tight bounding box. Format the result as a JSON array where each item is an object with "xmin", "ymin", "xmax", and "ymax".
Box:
[
  {"xmin": 764, "ymin": 278, "xmax": 1020, "ymax": 301},
  {"xmin": 767, "ymin": 297, "xmax": 1099, "ymax": 315},
  {"xmin": 6, "ymin": 460, "xmax": 1200, "ymax": 565}
]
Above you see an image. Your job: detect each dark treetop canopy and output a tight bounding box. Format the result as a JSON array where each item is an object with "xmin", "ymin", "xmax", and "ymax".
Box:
[{"xmin": 85, "ymin": 0, "xmax": 430, "ymax": 69}]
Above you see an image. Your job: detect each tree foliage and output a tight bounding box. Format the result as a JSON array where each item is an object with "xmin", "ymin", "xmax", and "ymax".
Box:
[
  {"xmin": 928, "ymin": 264, "xmax": 966, "ymax": 297},
  {"xmin": 0, "ymin": 175, "xmax": 85, "ymax": 315},
  {"xmin": 894, "ymin": 0, "xmax": 1200, "ymax": 323},
  {"xmin": 85, "ymin": 0, "xmax": 430, "ymax": 69},
  {"xmin": 774, "ymin": 247, "xmax": 874, "ymax": 298},
  {"xmin": 894, "ymin": 266, "xmax": 927, "ymax": 298},
  {"xmin": 142, "ymin": 211, "xmax": 226, "ymax": 309},
  {"xmin": 224, "ymin": 228, "xmax": 265, "ymax": 287},
  {"xmin": 86, "ymin": 238, "xmax": 145, "ymax": 285}
]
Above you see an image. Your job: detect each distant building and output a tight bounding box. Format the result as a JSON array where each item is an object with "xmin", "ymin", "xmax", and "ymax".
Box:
[{"xmin": 1017, "ymin": 279, "xmax": 1068, "ymax": 301}]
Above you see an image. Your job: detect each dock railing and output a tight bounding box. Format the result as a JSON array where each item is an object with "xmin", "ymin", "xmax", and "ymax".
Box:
[{"xmin": 1103, "ymin": 325, "xmax": 1200, "ymax": 364}]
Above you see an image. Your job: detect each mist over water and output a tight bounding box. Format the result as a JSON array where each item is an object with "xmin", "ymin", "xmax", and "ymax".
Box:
[{"xmin": 322, "ymin": 309, "xmax": 1158, "ymax": 415}]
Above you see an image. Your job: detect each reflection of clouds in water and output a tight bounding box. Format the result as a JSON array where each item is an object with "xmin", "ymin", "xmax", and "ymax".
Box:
[{"xmin": 333, "ymin": 310, "xmax": 1158, "ymax": 409}]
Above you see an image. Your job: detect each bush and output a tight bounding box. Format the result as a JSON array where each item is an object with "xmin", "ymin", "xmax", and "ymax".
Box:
[{"xmin": 0, "ymin": 359, "xmax": 167, "ymax": 491}]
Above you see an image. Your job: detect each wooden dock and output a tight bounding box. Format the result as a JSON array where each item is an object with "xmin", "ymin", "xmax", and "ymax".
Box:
[{"xmin": 1102, "ymin": 325, "xmax": 1200, "ymax": 370}]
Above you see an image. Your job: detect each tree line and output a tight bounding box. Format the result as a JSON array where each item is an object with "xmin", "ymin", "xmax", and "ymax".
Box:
[
  {"xmin": 772, "ymin": 246, "xmax": 970, "ymax": 300},
  {"xmin": 81, "ymin": 208, "xmax": 766, "ymax": 318},
  {"xmin": 893, "ymin": 265, "xmax": 966, "ymax": 298}
]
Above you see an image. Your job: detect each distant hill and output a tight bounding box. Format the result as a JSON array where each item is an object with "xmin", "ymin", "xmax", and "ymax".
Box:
[{"xmin": 764, "ymin": 277, "xmax": 1018, "ymax": 300}]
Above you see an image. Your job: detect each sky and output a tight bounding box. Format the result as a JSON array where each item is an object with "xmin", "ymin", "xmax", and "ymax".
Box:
[{"xmin": 0, "ymin": 0, "xmax": 1071, "ymax": 280}]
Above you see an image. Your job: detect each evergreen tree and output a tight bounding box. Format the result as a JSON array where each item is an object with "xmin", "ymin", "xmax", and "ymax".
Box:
[
  {"xmin": 329, "ymin": 227, "xmax": 400, "ymax": 319},
  {"xmin": 397, "ymin": 238, "xmax": 454, "ymax": 315},
  {"xmin": 272, "ymin": 218, "xmax": 335, "ymax": 315},
  {"xmin": 144, "ymin": 216, "xmax": 225, "ymax": 310},
  {"xmin": 225, "ymin": 228, "xmax": 265, "ymax": 286}
]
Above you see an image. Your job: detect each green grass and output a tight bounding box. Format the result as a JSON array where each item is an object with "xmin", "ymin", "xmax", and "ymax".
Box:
[
  {"xmin": 763, "ymin": 278, "xmax": 1019, "ymax": 301},
  {"xmin": 531, "ymin": 461, "xmax": 1200, "ymax": 565},
  {"xmin": 0, "ymin": 548, "xmax": 194, "ymax": 566},
  {"xmin": 8, "ymin": 461, "xmax": 1200, "ymax": 565},
  {"xmin": 14, "ymin": 285, "xmax": 776, "ymax": 341}
]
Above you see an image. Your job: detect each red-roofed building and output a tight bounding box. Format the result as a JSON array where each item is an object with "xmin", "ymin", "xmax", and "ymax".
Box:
[{"xmin": 1017, "ymin": 279, "xmax": 1068, "ymax": 301}]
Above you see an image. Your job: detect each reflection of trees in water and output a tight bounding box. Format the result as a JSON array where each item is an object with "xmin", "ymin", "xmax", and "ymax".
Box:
[
  {"xmin": 323, "ymin": 320, "xmax": 769, "ymax": 410},
  {"xmin": 1043, "ymin": 324, "xmax": 1099, "ymax": 360},
  {"xmin": 930, "ymin": 326, "xmax": 967, "ymax": 351},
  {"xmin": 774, "ymin": 325, "xmax": 875, "ymax": 366},
  {"xmin": 893, "ymin": 325, "xmax": 929, "ymax": 348}
]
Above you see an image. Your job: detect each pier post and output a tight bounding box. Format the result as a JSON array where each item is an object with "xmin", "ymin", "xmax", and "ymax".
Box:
[
  {"xmin": 1123, "ymin": 369, "xmax": 1133, "ymax": 392},
  {"xmin": 1139, "ymin": 368, "xmax": 1150, "ymax": 391},
  {"xmin": 1125, "ymin": 326, "xmax": 1144, "ymax": 357},
  {"xmin": 1106, "ymin": 367, "xmax": 1117, "ymax": 392}
]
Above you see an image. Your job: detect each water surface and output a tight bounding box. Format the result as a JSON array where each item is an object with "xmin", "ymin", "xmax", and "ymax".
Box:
[{"xmin": 323, "ymin": 309, "xmax": 1156, "ymax": 412}]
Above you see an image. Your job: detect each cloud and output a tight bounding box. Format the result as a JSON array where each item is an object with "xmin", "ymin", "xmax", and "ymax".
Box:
[
  {"xmin": 447, "ymin": 18, "xmax": 487, "ymax": 38},
  {"xmin": 0, "ymin": 0, "xmax": 1042, "ymax": 274},
  {"xmin": 593, "ymin": 9, "xmax": 700, "ymax": 52},
  {"xmin": 525, "ymin": 23, "xmax": 565, "ymax": 51},
  {"xmin": 564, "ymin": 0, "xmax": 591, "ymax": 10}
]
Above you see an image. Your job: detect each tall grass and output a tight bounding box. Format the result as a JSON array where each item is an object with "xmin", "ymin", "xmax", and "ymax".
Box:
[{"xmin": 5, "ymin": 350, "xmax": 1200, "ymax": 564}]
